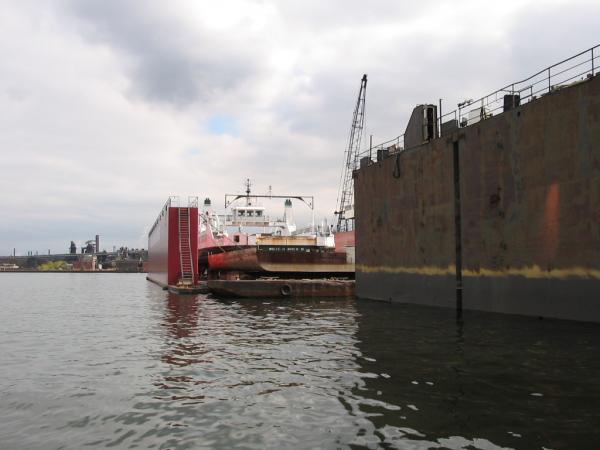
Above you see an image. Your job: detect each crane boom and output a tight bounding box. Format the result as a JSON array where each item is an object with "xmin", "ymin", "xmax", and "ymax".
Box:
[{"xmin": 335, "ymin": 74, "xmax": 367, "ymax": 232}]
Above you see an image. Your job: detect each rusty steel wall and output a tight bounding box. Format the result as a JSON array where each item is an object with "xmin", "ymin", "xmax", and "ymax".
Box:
[
  {"xmin": 354, "ymin": 132, "xmax": 456, "ymax": 307},
  {"xmin": 355, "ymin": 74, "xmax": 600, "ymax": 322}
]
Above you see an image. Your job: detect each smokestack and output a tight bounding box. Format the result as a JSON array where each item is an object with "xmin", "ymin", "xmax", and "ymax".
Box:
[
  {"xmin": 283, "ymin": 199, "xmax": 294, "ymax": 226},
  {"xmin": 283, "ymin": 199, "xmax": 296, "ymax": 235},
  {"xmin": 95, "ymin": 235, "xmax": 100, "ymax": 253}
]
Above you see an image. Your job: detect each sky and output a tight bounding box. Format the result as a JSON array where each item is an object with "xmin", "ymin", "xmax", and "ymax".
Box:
[{"xmin": 1, "ymin": 0, "xmax": 598, "ymax": 255}]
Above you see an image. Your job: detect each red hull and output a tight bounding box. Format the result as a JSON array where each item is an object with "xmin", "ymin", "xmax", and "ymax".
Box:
[
  {"xmin": 207, "ymin": 247, "xmax": 354, "ymax": 275},
  {"xmin": 334, "ymin": 230, "xmax": 355, "ymax": 252}
]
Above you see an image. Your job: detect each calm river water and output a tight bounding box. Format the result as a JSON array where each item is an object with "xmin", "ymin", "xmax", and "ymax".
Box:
[{"xmin": 1, "ymin": 273, "xmax": 599, "ymax": 449}]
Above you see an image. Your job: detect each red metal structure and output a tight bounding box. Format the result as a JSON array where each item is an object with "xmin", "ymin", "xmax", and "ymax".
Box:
[{"xmin": 147, "ymin": 197, "xmax": 199, "ymax": 288}]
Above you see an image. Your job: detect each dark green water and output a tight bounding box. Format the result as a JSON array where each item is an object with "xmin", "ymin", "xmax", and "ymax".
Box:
[{"xmin": 1, "ymin": 273, "xmax": 599, "ymax": 449}]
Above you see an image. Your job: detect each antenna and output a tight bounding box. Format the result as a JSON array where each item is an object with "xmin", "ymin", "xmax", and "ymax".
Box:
[{"xmin": 245, "ymin": 178, "xmax": 252, "ymax": 206}]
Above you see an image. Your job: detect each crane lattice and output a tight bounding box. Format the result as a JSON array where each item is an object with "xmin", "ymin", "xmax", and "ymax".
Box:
[{"xmin": 335, "ymin": 74, "xmax": 367, "ymax": 232}]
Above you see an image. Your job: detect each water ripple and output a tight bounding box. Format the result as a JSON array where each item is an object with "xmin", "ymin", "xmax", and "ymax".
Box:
[{"xmin": 1, "ymin": 274, "xmax": 600, "ymax": 449}]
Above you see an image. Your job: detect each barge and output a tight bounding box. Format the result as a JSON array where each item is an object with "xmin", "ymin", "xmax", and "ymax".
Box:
[{"xmin": 207, "ymin": 278, "xmax": 354, "ymax": 298}]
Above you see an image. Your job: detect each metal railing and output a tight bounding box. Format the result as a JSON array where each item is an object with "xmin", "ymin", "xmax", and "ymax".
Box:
[
  {"xmin": 168, "ymin": 196, "xmax": 180, "ymax": 207},
  {"xmin": 149, "ymin": 196, "xmax": 201, "ymax": 238},
  {"xmin": 356, "ymin": 44, "xmax": 599, "ymax": 167},
  {"xmin": 454, "ymin": 44, "xmax": 598, "ymax": 127},
  {"xmin": 148, "ymin": 196, "xmax": 179, "ymax": 237},
  {"xmin": 356, "ymin": 134, "xmax": 405, "ymax": 163}
]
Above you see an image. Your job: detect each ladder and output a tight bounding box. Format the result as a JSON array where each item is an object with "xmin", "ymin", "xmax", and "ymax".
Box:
[{"xmin": 178, "ymin": 208, "xmax": 194, "ymax": 285}]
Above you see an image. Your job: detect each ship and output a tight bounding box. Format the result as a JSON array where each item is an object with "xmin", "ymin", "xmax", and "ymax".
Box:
[
  {"xmin": 199, "ymin": 182, "xmax": 354, "ymax": 294},
  {"xmin": 352, "ymin": 45, "xmax": 600, "ymax": 322}
]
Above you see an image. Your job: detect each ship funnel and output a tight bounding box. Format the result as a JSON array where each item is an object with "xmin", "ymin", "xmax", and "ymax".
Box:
[
  {"xmin": 283, "ymin": 199, "xmax": 296, "ymax": 235},
  {"xmin": 203, "ymin": 198, "xmax": 212, "ymax": 213},
  {"xmin": 404, "ymin": 104, "xmax": 438, "ymax": 148},
  {"xmin": 284, "ymin": 199, "xmax": 294, "ymax": 224}
]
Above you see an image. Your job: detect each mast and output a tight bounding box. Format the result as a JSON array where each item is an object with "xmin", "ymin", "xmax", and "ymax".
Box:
[
  {"xmin": 244, "ymin": 178, "xmax": 252, "ymax": 206},
  {"xmin": 335, "ymin": 74, "xmax": 367, "ymax": 232}
]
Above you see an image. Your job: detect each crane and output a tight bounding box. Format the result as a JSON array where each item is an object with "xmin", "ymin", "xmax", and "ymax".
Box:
[{"xmin": 335, "ymin": 74, "xmax": 367, "ymax": 232}]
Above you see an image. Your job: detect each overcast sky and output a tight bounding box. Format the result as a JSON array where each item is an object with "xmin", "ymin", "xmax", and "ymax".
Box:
[{"xmin": 1, "ymin": 0, "xmax": 598, "ymax": 255}]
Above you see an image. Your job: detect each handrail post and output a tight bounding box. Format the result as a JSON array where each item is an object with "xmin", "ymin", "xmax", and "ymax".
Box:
[
  {"xmin": 548, "ymin": 67, "xmax": 551, "ymax": 92},
  {"xmin": 438, "ymin": 98, "xmax": 443, "ymax": 137},
  {"xmin": 592, "ymin": 47, "xmax": 595, "ymax": 76}
]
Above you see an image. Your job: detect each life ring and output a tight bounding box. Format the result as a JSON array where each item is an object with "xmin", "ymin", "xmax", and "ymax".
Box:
[{"xmin": 280, "ymin": 284, "xmax": 292, "ymax": 296}]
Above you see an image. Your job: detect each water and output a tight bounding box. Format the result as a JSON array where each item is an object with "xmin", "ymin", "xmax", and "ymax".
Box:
[{"xmin": 1, "ymin": 273, "xmax": 599, "ymax": 449}]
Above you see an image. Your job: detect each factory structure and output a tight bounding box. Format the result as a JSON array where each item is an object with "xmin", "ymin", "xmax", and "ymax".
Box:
[{"xmin": 0, "ymin": 234, "xmax": 147, "ymax": 272}]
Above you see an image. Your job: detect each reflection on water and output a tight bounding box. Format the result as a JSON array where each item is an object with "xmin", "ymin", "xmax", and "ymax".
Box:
[
  {"xmin": 152, "ymin": 294, "xmax": 364, "ymax": 449},
  {"xmin": 352, "ymin": 302, "xmax": 600, "ymax": 449},
  {"xmin": 0, "ymin": 273, "xmax": 599, "ymax": 449}
]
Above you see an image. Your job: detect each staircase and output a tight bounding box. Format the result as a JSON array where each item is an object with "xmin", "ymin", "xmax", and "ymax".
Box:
[{"xmin": 178, "ymin": 208, "xmax": 195, "ymax": 285}]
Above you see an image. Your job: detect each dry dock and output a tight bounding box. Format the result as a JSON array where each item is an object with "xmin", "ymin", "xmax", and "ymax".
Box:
[{"xmin": 354, "ymin": 47, "xmax": 600, "ymax": 322}]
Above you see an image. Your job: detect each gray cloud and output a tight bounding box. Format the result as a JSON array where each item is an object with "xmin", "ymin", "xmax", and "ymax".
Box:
[
  {"xmin": 274, "ymin": 0, "xmax": 436, "ymax": 31},
  {"xmin": 505, "ymin": 2, "xmax": 600, "ymax": 75},
  {"xmin": 65, "ymin": 0, "xmax": 264, "ymax": 106}
]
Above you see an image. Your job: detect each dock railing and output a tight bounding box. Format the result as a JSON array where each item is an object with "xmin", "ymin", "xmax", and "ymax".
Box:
[
  {"xmin": 455, "ymin": 44, "xmax": 598, "ymax": 127},
  {"xmin": 149, "ymin": 196, "xmax": 201, "ymax": 237},
  {"xmin": 356, "ymin": 44, "xmax": 599, "ymax": 168},
  {"xmin": 149, "ymin": 196, "xmax": 179, "ymax": 237}
]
